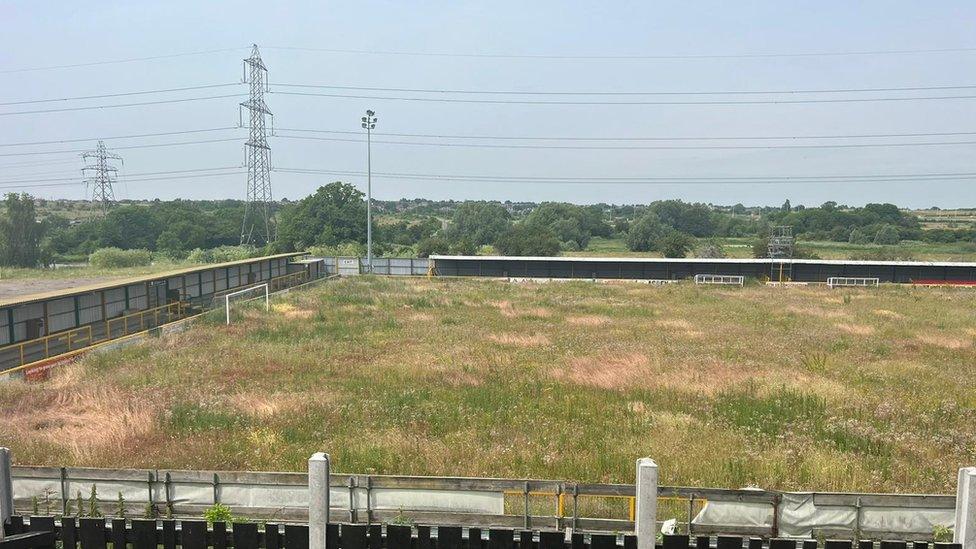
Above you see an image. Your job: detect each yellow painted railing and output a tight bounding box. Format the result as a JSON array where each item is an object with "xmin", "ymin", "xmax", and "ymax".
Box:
[
  {"xmin": 0, "ymin": 324, "xmax": 93, "ymax": 369},
  {"xmin": 105, "ymin": 301, "xmax": 186, "ymax": 338}
]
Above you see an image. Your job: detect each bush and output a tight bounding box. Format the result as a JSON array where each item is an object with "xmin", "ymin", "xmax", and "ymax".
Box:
[
  {"xmin": 493, "ymin": 224, "xmax": 560, "ymax": 256},
  {"xmin": 88, "ymin": 247, "xmax": 152, "ymax": 268},
  {"xmin": 659, "ymin": 232, "xmax": 695, "ymax": 258},
  {"xmin": 694, "ymin": 241, "xmax": 727, "ymax": 259},
  {"xmin": 187, "ymin": 246, "xmax": 259, "ymax": 264},
  {"xmin": 874, "ymin": 225, "xmax": 901, "ymax": 245},
  {"xmin": 203, "ymin": 503, "xmax": 234, "ymax": 524},
  {"xmin": 415, "ymin": 236, "xmax": 450, "ymax": 258},
  {"xmin": 625, "ymin": 213, "xmax": 666, "ymax": 252}
]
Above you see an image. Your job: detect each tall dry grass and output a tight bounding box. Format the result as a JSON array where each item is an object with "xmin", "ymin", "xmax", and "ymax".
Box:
[{"xmin": 1, "ymin": 276, "xmax": 974, "ymax": 493}]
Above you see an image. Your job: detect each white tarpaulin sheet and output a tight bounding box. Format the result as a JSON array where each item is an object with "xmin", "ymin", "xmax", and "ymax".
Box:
[{"xmin": 693, "ymin": 490, "xmax": 955, "ymax": 538}]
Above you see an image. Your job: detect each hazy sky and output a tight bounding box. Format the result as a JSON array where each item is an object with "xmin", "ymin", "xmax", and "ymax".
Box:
[{"xmin": 2, "ymin": 1, "xmax": 976, "ymax": 207}]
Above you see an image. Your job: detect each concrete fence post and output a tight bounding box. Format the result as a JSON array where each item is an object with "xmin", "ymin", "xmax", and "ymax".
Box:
[
  {"xmin": 309, "ymin": 452, "xmax": 331, "ymax": 549},
  {"xmin": 635, "ymin": 458, "xmax": 659, "ymax": 549},
  {"xmin": 0, "ymin": 447, "xmax": 12, "ymax": 540},
  {"xmin": 956, "ymin": 467, "xmax": 976, "ymax": 549}
]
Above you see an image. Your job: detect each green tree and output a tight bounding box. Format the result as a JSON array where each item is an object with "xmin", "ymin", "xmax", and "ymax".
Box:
[
  {"xmin": 660, "ymin": 232, "xmax": 695, "ymax": 258},
  {"xmin": 415, "ymin": 236, "xmax": 451, "ymax": 258},
  {"xmin": 849, "ymin": 228, "xmax": 870, "ymax": 244},
  {"xmin": 625, "ymin": 212, "xmax": 666, "ymax": 252},
  {"xmin": 493, "ymin": 224, "xmax": 560, "ymax": 256},
  {"xmin": 278, "ymin": 182, "xmax": 367, "ymax": 250},
  {"xmin": 448, "ymin": 202, "xmax": 512, "ymax": 246},
  {"xmin": 0, "ymin": 193, "xmax": 44, "ymax": 267},
  {"xmin": 873, "ymin": 224, "xmax": 901, "ymax": 245}
]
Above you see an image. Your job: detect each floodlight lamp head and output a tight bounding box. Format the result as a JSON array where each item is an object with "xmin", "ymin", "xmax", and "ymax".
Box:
[
  {"xmin": 366, "ymin": 109, "xmax": 375, "ymax": 117},
  {"xmin": 361, "ymin": 117, "xmax": 367, "ymax": 122},
  {"xmin": 361, "ymin": 123, "xmax": 367, "ymax": 128}
]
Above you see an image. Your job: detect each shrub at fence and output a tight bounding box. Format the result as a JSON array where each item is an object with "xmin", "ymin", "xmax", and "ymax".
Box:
[{"xmin": 88, "ymin": 248, "xmax": 152, "ymax": 269}]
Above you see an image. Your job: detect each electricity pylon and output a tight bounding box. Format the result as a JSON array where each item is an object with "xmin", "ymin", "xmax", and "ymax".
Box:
[
  {"xmin": 81, "ymin": 140, "xmax": 122, "ymax": 217},
  {"xmin": 240, "ymin": 44, "xmax": 275, "ymax": 246}
]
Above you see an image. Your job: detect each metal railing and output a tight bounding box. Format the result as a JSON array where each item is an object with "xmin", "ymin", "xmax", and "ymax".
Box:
[
  {"xmin": 0, "ymin": 324, "xmax": 93, "ymax": 371},
  {"xmin": 827, "ymin": 277, "xmax": 880, "ymax": 288},
  {"xmin": 104, "ymin": 301, "xmax": 186, "ymax": 339},
  {"xmin": 9, "ymin": 465, "xmax": 955, "ymax": 538}
]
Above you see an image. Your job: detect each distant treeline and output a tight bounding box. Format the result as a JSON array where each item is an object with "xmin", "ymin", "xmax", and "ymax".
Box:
[{"xmin": 1, "ymin": 187, "xmax": 972, "ymax": 268}]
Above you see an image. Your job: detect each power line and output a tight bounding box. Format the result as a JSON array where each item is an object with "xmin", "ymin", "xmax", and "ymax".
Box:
[
  {"xmin": 0, "ymin": 138, "xmax": 240, "ymax": 157},
  {"xmin": 0, "ymin": 167, "xmax": 243, "ymax": 185},
  {"xmin": 0, "ymin": 127, "xmax": 238, "ymax": 148},
  {"xmin": 273, "ymin": 82, "xmax": 976, "ymax": 96},
  {"xmin": 275, "ymin": 167, "xmax": 976, "ymax": 184},
  {"xmin": 273, "ymin": 89, "xmax": 976, "ymax": 106},
  {"xmin": 274, "ymin": 133, "xmax": 976, "ymax": 151},
  {"xmin": 265, "ymin": 45, "xmax": 976, "ymax": 60},
  {"xmin": 0, "ymin": 94, "xmax": 246, "ymax": 117},
  {"xmin": 0, "ymin": 47, "xmax": 245, "ymax": 74},
  {"xmin": 277, "ymin": 126, "xmax": 976, "ymax": 142},
  {"xmin": 0, "ymin": 83, "xmax": 241, "ymax": 106}
]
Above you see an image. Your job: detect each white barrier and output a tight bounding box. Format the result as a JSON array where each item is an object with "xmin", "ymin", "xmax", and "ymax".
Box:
[
  {"xmin": 309, "ymin": 453, "xmax": 330, "ymax": 549},
  {"xmin": 957, "ymin": 467, "xmax": 976, "ymax": 549},
  {"xmin": 635, "ymin": 458, "xmax": 658, "ymax": 549},
  {"xmin": 0, "ymin": 448, "xmax": 11, "ymax": 541},
  {"xmin": 694, "ymin": 274, "xmax": 744, "ymax": 286},
  {"xmin": 827, "ymin": 277, "xmax": 880, "ymax": 288}
]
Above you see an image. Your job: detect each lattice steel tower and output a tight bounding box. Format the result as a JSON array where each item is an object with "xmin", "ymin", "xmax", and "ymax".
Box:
[
  {"xmin": 768, "ymin": 225, "xmax": 795, "ymax": 281},
  {"xmin": 81, "ymin": 140, "xmax": 122, "ymax": 217},
  {"xmin": 239, "ymin": 44, "xmax": 275, "ymax": 246}
]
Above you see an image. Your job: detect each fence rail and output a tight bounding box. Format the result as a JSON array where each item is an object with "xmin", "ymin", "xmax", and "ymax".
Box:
[
  {"xmin": 9, "ymin": 466, "xmax": 957, "ymax": 540},
  {"xmin": 0, "ymin": 516, "xmax": 965, "ymax": 549}
]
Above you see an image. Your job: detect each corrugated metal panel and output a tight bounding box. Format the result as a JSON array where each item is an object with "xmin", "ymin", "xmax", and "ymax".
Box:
[
  {"xmin": 48, "ymin": 297, "xmax": 75, "ymax": 333},
  {"xmin": 0, "ymin": 310, "xmax": 10, "ymax": 345},
  {"xmin": 215, "ymin": 270, "xmax": 228, "ymax": 292},
  {"xmin": 105, "ymin": 288, "xmax": 126, "ymax": 318},
  {"xmin": 78, "ymin": 293, "xmax": 102, "ymax": 324},
  {"xmin": 185, "ymin": 275, "xmax": 200, "ymax": 298},
  {"xmin": 201, "ymin": 272, "xmax": 215, "ymax": 295}
]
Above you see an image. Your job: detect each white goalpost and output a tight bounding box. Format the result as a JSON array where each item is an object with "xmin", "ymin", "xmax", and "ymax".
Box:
[{"xmin": 225, "ymin": 283, "xmax": 270, "ymax": 325}]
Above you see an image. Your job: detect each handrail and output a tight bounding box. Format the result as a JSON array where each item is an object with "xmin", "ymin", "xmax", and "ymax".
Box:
[
  {"xmin": 105, "ymin": 301, "xmax": 185, "ymax": 338},
  {"xmin": 0, "ymin": 323, "xmax": 92, "ymax": 369}
]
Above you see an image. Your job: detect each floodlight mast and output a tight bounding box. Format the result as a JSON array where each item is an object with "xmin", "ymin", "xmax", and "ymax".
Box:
[{"xmin": 361, "ymin": 109, "xmax": 378, "ymax": 272}]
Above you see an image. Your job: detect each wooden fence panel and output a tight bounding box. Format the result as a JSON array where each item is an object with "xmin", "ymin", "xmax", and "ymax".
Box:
[
  {"xmin": 825, "ymin": 542, "xmax": 853, "ymax": 549},
  {"xmin": 748, "ymin": 538, "xmax": 763, "ymax": 549},
  {"xmin": 488, "ymin": 529, "xmax": 514, "ymax": 549},
  {"xmin": 697, "ymin": 537, "xmax": 710, "ymax": 549},
  {"xmin": 162, "ymin": 520, "xmax": 176, "ymax": 549},
  {"xmin": 537, "ymin": 532, "xmax": 562, "ymax": 549},
  {"xmin": 770, "ymin": 539, "xmax": 797, "ymax": 549},
  {"xmin": 623, "ymin": 535, "xmax": 636, "ymax": 549},
  {"xmin": 284, "ymin": 525, "xmax": 310, "ymax": 549},
  {"xmin": 212, "ymin": 522, "xmax": 228, "ymax": 549},
  {"xmin": 326, "ymin": 524, "xmax": 339, "ymax": 549},
  {"xmin": 266, "ymin": 524, "xmax": 281, "ymax": 549},
  {"xmin": 469, "ymin": 528, "xmax": 484, "ymax": 549},
  {"xmin": 110, "ymin": 519, "xmax": 125, "ymax": 549},
  {"xmin": 61, "ymin": 517, "xmax": 78, "ymax": 549},
  {"xmin": 78, "ymin": 518, "xmax": 106, "ymax": 549},
  {"xmin": 881, "ymin": 542, "xmax": 907, "ymax": 549},
  {"xmin": 569, "ymin": 533, "xmax": 583, "ymax": 549},
  {"xmin": 130, "ymin": 520, "xmax": 156, "ymax": 549},
  {"xmin": 803, "ymin": 541, "xmax": 818, "ymax": 549},
  {"xmin": 664, "ymin": 535, "xmax": 689, "ymax": 549},
  {"xmin": 368, "ymin": 525, "xmax": 382, "ymax": 549},
  {"xmin": 233, "ymin": 522, "xmax": 259, "ymax": 549},
  {"xmin": 416, "ymin": 525, "xmax": 431, "ymax": 549},
  {"xmin": 439, "ymin": 526, "xmax": 462, "ymax": 549},
  {"xmin": 591, "ymin": 534, "xmax": 615, "ymax": 549},
  {"xmin": 181, "ymin": 520, "xmax": 208, "ymax": 549},
  {"xmin": 341, "ymin": 524, "xmax": 367, "ymax": 549},
  {"xmin": 718, "ymin": 536, "xmax": 743, "ymax": 549},
  {"xmin": 28, "ymin": 517, "xmax": 55, "ymax": 534},
  {"xmin": 386, "ymin": 526, "xmax": 411, "ymax": 549}
]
